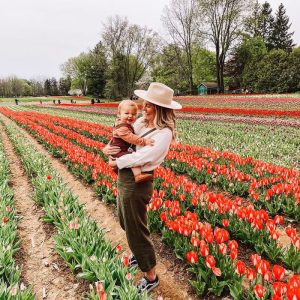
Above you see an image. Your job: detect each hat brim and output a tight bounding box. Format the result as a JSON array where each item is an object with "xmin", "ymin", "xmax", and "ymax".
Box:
[{"xmin": 134, "ymin": 90, "xmax": 182, "ymax": 110}]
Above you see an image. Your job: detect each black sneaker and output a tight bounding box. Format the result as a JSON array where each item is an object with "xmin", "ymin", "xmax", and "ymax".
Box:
[
  {"xmin": 137, "ymin": 276, "xmax": 160, "ymax": 293},
  {"xmin": 128, "ymin": 255, "xmax": 138, "ymax": 268}
]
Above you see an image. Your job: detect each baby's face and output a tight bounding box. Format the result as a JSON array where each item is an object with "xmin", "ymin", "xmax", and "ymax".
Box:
[{"xmin": 119, "ymin": 105, "xmax": 137, "ymax": 124}]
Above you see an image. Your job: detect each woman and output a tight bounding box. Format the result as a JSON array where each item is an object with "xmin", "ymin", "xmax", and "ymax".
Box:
[{"xmin": 103, "ymin": 82, "xmax": 182, "ymax": 293}]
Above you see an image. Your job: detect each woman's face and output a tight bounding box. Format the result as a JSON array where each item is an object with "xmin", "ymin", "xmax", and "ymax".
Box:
[{"xmin": 142, "ymin": 101, "xmax": 156, "ymax": 123}]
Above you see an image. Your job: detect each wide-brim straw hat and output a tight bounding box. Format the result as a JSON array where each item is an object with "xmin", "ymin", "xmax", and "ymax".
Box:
[{"xmin": 134, "ymin": 82, "xmax": 182, "ymax": 110}]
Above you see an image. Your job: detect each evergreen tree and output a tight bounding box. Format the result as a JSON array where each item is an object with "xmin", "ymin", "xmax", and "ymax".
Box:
[
  {"xmin": 86, "ymin": 42, "xmax": 107, "ymax": 98},
  {"xmin": 258, "ymin": 1, "xmax": 274, "ymax": 48},
  {"xmin": 269, "ymin": 3, "xmax": 295, "ymax": 52},
  {"xmin": 59, "ymin": 76, "xmax": 71, "ymax": 95},
  {"xmin": 50, "ymin": 77, "xmax": 59, "ymax": 95},
  {"xmin": 44, "ymin": 79, "xmax": 51, "ymax": 95}
]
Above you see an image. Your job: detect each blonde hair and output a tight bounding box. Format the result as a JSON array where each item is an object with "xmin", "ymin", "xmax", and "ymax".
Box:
[
  {"xmin": 144, "ymin": 104, "xmax": 177, "ymax": 142},
  {"xmin": 117, "ymin": 100, "xmax": 138, "ymax": 115}
]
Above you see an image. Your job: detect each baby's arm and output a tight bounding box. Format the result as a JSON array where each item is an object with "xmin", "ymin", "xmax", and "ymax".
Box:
[{"xmin": 115, "ymin": 126, "xmax": 154, "ymax": 146}]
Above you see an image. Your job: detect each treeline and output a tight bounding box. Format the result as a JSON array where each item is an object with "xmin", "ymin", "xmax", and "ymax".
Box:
[
  {"xmin": 0, "ymin": 76, "xmax": 71, "ymax": 98},
  {"xmin": 2, "ymin": 1, "xmax": 299, "ymax": 99},
  {"xmin": 226, "ymin": 2, "xmax": 300, "ymax": 93}
]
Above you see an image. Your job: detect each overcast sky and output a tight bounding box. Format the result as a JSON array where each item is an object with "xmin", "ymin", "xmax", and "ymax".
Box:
[{"xmin": 0, "ymin": 0, "xmax": 299, "ymax": 80}]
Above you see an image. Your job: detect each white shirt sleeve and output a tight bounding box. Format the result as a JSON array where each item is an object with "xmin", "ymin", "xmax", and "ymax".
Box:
[{"xmin": 116, "ymin": 128, "xmax": 172, "ymax": 170}]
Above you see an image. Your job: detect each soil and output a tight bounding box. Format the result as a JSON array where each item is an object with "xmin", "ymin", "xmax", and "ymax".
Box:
[
  {"xmin": 0, "ymin": 120, "xmax": 88, "ymax": 300},
  {"xmin": 0, "ymin": 115, "xmax": 203, "ymax": 299}
]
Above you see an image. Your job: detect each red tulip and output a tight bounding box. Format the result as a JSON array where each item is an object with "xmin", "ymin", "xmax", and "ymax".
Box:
[
  {"xmin": 287, "ymin": 275, "xmax": 300, "ymax": 300},
  {"xmin": 47, "ymin": 175, "xmax": 51, "ymax": 180},
  {"xmin": 272, "ymin": 265, "xmax": 285, "ymax": 281},
  {"xmin": 272, "ymin": 282, "xmax": 286, "ymax": 297},
  {"xmin": 235, "ymin": 261, "xmax": 246, "ymax": 275},
  {"xmin": 115, "ymin": 245, "xmax": 122, "ymax": 253},
  {"xmin": 99, "ymin": 290, "xmax": 107, "ymax": 300},
  {"xmin": 122, "ymin": 256, "xmax": 129, "ymax": 266},
  {"xmin": 230, "ymin": 248, "xmax": 238, "ymax": 260},
  {"xmin": 96, "ymin": 281, "xmax": 103, "ymax": 292},
  {"xmin": 199, "ymin": 242, "xmax": 209, "ymax": 257},
  {"xmin": 274, "ymin": 215, "xmax": 284, "ymax": 224},
  {"xmin": 219, "ymin": 243, "xmax": 227, "ymax": 255},
  {"xmin": 254, "ymin": 284, "xmax": 264, "ymax": 298},
  {"xmin": 191, "ymin": 236, "xmax": 201, "ymax": 247},
  {"xmin": 251, "ymin": 254, "xmax": 261, "ymax": 267},
  {"xmin": 186, "ymin": 251, "xmax": 198, "ymax": 264},
  {"xmin": 228, "ymin": 240, "xmax": 238, "ymax": 250},
  {"xmin": 246, "ymin": 267, "xmax": 256, "ymax": 281},
  {"xmin": 205, "ymin": 255, "xmax": 216, "ymax": 269},
  {"xmin": 256, "ymin": 259, "xmax": 270, "ymax": 276},
  {"xmin": 214, "ymin": 228, "xmax": 229, "ymax": 244},
  {"xmin": 222, "ymin": 219, "xmax": 229, "ymax": 227},
  {"xmin": 160, "ymin": 212, "xmax": 167, "ymax": 222},
  {"xmin": 2, "ymin": 217, "xmax": 8, "ymax": 223},
  {"xmin": 212, "ymin": 267, "xmax": 221, "ymax": 276}
]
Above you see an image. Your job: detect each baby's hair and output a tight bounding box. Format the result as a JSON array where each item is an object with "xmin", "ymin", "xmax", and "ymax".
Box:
[{"xmin": 118, "ymin": 99, "xmax": 138, "ymax": 114}]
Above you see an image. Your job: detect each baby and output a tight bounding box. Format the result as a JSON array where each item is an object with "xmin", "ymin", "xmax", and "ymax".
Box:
[{"xmin": 109, "ymin": 99, "xmax": 154, "ymax": 183}]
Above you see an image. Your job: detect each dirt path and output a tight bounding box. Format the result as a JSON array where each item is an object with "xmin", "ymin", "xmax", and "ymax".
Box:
[
  {"xmin": 0, "ymin": 120, "xmax": 87, "ymax": 300},
  {"xmin": 0, "ymin": 116, "xmax": 198, "ymax": 299}
]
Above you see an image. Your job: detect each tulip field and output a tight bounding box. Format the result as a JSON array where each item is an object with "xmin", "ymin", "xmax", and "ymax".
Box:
[{"xmin": 0, "ymin": 94, "xmax": 299, "ymax": 300}]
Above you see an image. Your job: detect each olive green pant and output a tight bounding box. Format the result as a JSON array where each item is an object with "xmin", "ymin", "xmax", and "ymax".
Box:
[{"xmin": 117, "ymin": 168, "xmax": 156, "ymax": 272}]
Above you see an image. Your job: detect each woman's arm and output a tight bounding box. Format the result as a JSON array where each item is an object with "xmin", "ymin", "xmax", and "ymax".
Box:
[{"xmin": 116, "ymin": 128, "xmax": 172, "ymax": 169}]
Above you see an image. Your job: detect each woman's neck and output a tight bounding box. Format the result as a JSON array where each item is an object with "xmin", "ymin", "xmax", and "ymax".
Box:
[{"xmin": 146, "ymin": 121, "xmax": 155, "ymax": 128}]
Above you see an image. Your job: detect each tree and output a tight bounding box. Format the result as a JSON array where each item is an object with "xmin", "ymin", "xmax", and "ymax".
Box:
[
  {"xmin": 269, "ymin": 3, "xmax": 294, "ymax": 52},
  {"xmin": 226, "ymin": 36, "xmax": 267, "ymax": 90},
  {"xmin": 192, "ymin": 47, "xmax": 216, "ymax": 86},
  {"xmin": 50, "ymin": 77, "xmax": 59, "ymax": 95},
  {"xmin": 102, "ymin": 15, "xmax": 159, "ymax": 98},
  {"xmin": 61, "ymin": 52, "xmax": 92, "ymax": 95},
  {"xmin": 44, "ymin": 79, "xmax": 51, "ymax": 95},
  {"xmin": 59, "ymin": 76, "xmax": 71, "ymax": 95},
  {"xmin": 151, "ymin": 44, "xmax": 190, "ymax": 92},
  {"xmin": 245, "ymin": 48, "xmax": 300, "ymax": 93},
  {"xmin": 199, "ymin": 0, "xmax": 254, "ymax": 92},
  {"xmin": 162, "ymin": 0, "xmax": 201, "ymax": 93},
  {"xmin": 86, "ymin": 42, "xmax": 107, "ymax": 97}
]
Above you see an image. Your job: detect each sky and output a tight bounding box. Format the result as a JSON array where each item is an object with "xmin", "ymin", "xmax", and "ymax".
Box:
[{"xmin": 0, "ymin": 0, "xmax": 299, "ymax": 80}]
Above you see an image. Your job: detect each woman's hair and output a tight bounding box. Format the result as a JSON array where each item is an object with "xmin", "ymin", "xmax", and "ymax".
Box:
[{"xmin": 150, "ymin": 104, "xmax": 177, "ymax": 142}]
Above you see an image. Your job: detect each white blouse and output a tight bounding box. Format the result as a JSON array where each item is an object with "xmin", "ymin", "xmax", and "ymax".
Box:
[{"xmin": 116, "ymin": 117, "xmax": 172, "ymax": 172}]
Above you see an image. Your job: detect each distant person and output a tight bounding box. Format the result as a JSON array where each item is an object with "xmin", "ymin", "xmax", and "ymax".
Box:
[
  {"xmin": 53, "ymin": 100, "xmax": 56, "ymax": 104},
  {"xmin": 15, "ymin": 99, "xmax": 18, "ymax": 105},
  {"xmin": 96, "ymin": 98, "xmax": 100, "ymax": 103},
  {"xmin": 91, "ymin": 98, "xmax": 95, "ymax": 105},
  {"xmin": 58, "ymin": 99, "xmax": 61, "ymax": 104}
]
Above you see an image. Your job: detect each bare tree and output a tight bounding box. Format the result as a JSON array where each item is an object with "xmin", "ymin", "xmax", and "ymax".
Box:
[
  {"xmin": 199, "ymin": 0, "xmax": 254, "ymax": 92},
  {"xmin": 162, "ymin": 0, "xmax": 201, "ymax": 93},
  {"xmin": 102, "ymin": 15, "xmax": 159, "ymax": 97}
]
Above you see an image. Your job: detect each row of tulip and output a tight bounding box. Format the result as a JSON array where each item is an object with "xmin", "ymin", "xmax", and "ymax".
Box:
[
  {"xmin": 61, "ymin": 102, "xmax": 300, "ymax": 118},
  {"xmin": 2, "ymin": 119, "xmax": 149, "ymax": 300},
  {"xmin": 47, "ymin": 104, "xmax": 300, "ymax": 128},
  {"xmin": 0, "ymin": 130, "xmax": 35, "ymax": 299},
  {"xmin": 19, "ymin": 105, "xmax": 300, "ymax": 169},
  {"xmin": 21, "ymin": 109, "xmax": 299, "ymax": 221}
]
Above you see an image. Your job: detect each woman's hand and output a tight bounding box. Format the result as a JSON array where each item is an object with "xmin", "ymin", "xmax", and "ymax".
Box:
[
  {"xmin": 102, "ymin": 144, "xmax": 121, "ymax": 156},
  {"xmin": 108, "ymin": 158, "xmax": 117, "ymax": 167}
]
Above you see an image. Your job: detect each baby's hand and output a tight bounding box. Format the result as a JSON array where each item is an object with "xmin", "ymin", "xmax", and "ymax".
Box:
[{"xmin": 145, "ymin": 138, "xmax": 155, "ymax": 146}]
